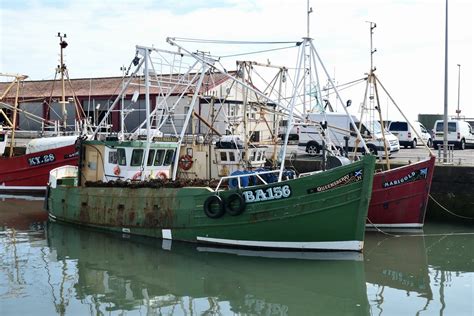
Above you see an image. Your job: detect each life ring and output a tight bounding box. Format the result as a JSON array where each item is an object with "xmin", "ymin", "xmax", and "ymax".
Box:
[
  {"xmin": 157, "ymin": 171, "xmax": 168, "ymax": 180},
  {"xmin": 225, "ymin": 193, "xmax": 246, "ymax": 216},
  {"xmin": 178, "ymin": 154, "xmax": 193, "ymax": 171},
  {"xmin": 113, "ymin": 165, "xmax": 121, "ymax": 176},
  {"xmin": 132, "ymin": 171, "xmax": 142, "ymax": 181},
  {"xmin": 203, "ymin": 195, "xmax": 225, "ymax": 219}
]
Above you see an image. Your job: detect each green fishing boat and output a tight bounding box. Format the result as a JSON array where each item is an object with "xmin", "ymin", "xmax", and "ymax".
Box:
[
  {"xmin": 46, "ymin": 138, "xmax": 375, "ymax": 251},
  {"xmin": 45, "ymin": 38, "xmax": 378, "ymax": 252}
]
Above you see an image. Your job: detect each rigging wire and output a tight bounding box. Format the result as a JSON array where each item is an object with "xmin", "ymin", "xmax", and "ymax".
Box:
[
  {"xmin": 172, "ymin": 37, "xmax": 300, "ymax": 45},
  {"xmin": 219, "ymin": 44, "xmax": 297, "ymax": 59}
]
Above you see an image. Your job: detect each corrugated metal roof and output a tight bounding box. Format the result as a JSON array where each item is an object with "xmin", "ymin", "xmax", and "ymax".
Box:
[{"xmin": 0, "ymin": 72, "xmax": 235, "ymax": 101}]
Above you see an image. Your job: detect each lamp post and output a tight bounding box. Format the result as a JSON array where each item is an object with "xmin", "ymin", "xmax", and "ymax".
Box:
[
  {"xmin": 456, "ymin": 64, "xmax": 461, "ymax": 118},
  {"xmin": 442, "ymin": 0, "xmax": 448, "ymax": 163}
]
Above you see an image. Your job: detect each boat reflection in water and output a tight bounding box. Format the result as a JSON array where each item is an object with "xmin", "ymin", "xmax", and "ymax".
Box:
[
  {"xmin": 46, "ymin": 221, "xmax": 369, "ymax": 315},
  {"xmin": 364, "ymin": 226, "xmax": 474, "ymax": 315},
  {"xmin": 364, "ymin": 232, "xmax": 432, "ymax": 314},
  {"xmin": 365, "ymin": 232, "xmax": 432, "ymax": 295}
]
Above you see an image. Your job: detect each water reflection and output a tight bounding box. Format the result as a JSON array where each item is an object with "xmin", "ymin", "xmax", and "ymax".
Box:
[
  {"xmin": 46, "ymin": 222, "xmax": 369, "ymax": 315},
  {"xmin": 364, "ymin": 232, "xmax": 432, "ymax": 315},
  {"xmin": 1, "ymin": 198, "xmax": 473, "ymax": 315},
  {"xmin": 364, "ymin": 227, "xmax": 474, "ymax": 315}
]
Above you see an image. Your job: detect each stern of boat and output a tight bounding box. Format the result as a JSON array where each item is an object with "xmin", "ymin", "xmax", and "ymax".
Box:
[{"xmin": 45, "ymin": 165, "xmax": 78, "ymax": 215}]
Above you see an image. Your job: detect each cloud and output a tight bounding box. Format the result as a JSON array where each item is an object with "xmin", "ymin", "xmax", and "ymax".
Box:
[{"xmin": 1, "ymin": 0, "xmax": 472, "ymax": 120}]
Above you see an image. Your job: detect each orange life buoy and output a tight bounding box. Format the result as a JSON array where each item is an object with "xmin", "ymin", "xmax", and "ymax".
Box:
[
  {"xmin": 132, "ymin": 171, "xmax": 142, "ymax": 181},
  {"xmin": 113, "ymin": 165, "xmax": 121, "ymax": 176},
  {"xmin": 178, "ymin": 154, "xmax": 193, "ymax": 170},
  {"xmin": 157, "ymin": 171, "xmax": 168, "ymax": 180}
]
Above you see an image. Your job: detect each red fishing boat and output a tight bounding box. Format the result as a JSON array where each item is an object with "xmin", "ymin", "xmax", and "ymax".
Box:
[
  {"xmin": 367, "ymin": 156, "xmax": 435, "ymax": 228},
  {"xmin": 0, "ymin": 34, "xmax": 85, "ymax": 195},
  {"xmin": 0, "ymin": 136, "xmax": 78, "ymax": 194}
]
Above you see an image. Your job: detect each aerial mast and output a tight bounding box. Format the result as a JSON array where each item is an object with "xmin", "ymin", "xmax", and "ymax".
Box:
[{"xmin": 57, "ymin": 32, "xmax": 68, "ymax": 134}]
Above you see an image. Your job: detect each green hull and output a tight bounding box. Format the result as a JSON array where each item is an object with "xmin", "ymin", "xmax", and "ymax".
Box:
[{"xmin": 47, "ymin": 155, "xmax": 375, "ymax": 251}]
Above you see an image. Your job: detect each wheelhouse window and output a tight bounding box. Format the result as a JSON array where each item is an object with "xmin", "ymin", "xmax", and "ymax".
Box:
[
  {"xmin": 154, "ymin": 149, "xmax": 165, "ymax": 166},
  {"xmin": 163, "ymin": 149, "xmax": 175, "ymax": 166},
  {"xmin": 117, "ymin": 148, "xmax": 127, "ymax": 166},
  {"xmin": 229, "ymin": 151, "xmax": 235, "ymax": 162},
  {"xmin": 147, "ymin": 149, "xmax": 155, "ymax": 166},
  {"xmin": 108, "ymin": 151, "xmax": 118, "ymax": 164},
  {"xmin": 131, "ymin": 149, "xmax": 144, "ymax": 166},
  {"xmin": 220, "ymin": 151, "xmax": 227, "ymax": 161}
]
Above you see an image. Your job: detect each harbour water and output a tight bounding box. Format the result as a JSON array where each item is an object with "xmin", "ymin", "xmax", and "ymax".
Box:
[{"xmin": 1, "ymin": 197, "xmax": 473, "ymax": 315}]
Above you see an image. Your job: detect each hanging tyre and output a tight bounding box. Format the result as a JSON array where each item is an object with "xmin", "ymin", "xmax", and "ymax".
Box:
[
  {"xmin": 203, "ymin": 195, "xmax": 225, "ymax": 219},
  {"xmin": 225, "ymin": 193, "xmax": 246, "ymax": 216}
]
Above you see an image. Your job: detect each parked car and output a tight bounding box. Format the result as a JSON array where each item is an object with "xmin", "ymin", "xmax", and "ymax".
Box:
[
  {"xmin": 432, "ymin": 120, "xmax": 474, "ymax": 150},
  {"xmin": 388, "ymin": 120, "xmax": 432, "ymax": 148}
]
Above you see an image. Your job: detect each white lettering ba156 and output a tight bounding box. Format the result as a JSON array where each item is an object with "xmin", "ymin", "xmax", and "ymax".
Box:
[{"xmin": 243, "ymin": 185, "xmax": 291, "ymax": 203}]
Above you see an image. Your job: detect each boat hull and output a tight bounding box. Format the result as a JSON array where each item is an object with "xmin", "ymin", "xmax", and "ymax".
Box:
[
  {"xmin": 47, "ymin": 156, "xmax": 375, "ymax": 251},
  {"xmin": 0, "ymin": 144, "xmax": 78, "ymax": 193},
  {"xmin": 367, "ymin": 156, "xmax": 435, "ymax": 228}
]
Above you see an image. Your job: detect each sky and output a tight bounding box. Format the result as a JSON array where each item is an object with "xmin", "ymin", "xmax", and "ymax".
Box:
[{"xmin": 0, "ymin": 0, "xmax": 472, "ymax": 122}]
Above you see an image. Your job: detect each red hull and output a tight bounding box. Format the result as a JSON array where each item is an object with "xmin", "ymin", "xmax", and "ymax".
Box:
[
  {"xmin": 0, "ymin": 144, "xmax": 78, "ymax": 188},
  {"xmin": 368, "ymin": 156, "xmax": 435, "ymax": 228}
]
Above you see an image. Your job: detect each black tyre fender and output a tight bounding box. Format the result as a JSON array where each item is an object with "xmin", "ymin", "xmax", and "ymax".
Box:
[
  {"xmin": 225, "ymin": 193, "xmax": 246, "ymax": 216},
  {"xmin": 203, "ymin": 195, "xmax": 225, "ymax": 219}
]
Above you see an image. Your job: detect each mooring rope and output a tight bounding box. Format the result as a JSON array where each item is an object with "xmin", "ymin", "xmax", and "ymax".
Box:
[
  {"xmin": 429, "ymin": 194, "xmax": 474, "ymax": 220},
  {"xmin": 365, "ymin": 217, "xmax": 401, "ymax": 237}
]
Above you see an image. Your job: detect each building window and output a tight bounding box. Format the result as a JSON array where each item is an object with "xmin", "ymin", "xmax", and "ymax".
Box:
[
  {"xmin": 228, "ymin": 104, "xmax": 236, "ymax": 117},
  {"xmin": 117, "ymin": 148, "xmax": 127, "ymax": 166},
  {"xmin": 131, "ymin": 149, "xmax": 144, "ymax": 166}
]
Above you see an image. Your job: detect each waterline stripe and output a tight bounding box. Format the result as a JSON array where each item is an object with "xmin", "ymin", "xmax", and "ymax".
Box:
[
  {"xmin": 196, "ymin": 237, "xmax": 363, "ymax": 251},
  {"xmin": 366, "ymin": 223, "xmax": 423, "ymax": 228}
]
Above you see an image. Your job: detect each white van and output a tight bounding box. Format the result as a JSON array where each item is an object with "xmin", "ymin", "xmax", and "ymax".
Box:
[
  {"xmin": 278, "ymin": 119, "xmax": 299, "ymax": 141},
  {"xmin": 432, "ymin": 120, "xmax": 474, "ymax": 150},
  {"xmin": 298, "ymin": 112, "xmax": 400, "ymax": 156},
  {"xmin": 388, "ymin": 120, "xmax": 432, "ymax": 148}
]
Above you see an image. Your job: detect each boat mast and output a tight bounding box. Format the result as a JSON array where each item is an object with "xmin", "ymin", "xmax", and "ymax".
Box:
[
  {"xmin": 367, "ymin": 21, "xmax": 390, "ymax": 168},
  {"xmin": 303, "ymin": 1, "xmax": 312, "ymax": 114},
  {"xmin": 241, "ymin": 62, "xmax": 249, "ymax": 163},
  {"xmin": 140, "ymin": 47, "xmax": 152, "ymax": 180},
  {"xmin": 0, "ymin": 73, "xmax": 28, "ymax": 157},
  {"xmin": 120, "ymin": 65, "xmax": 126, "ymax": 140},
  {"xmin": 57, "ymin": 33, "xmax": 68, "ymax": 134}
]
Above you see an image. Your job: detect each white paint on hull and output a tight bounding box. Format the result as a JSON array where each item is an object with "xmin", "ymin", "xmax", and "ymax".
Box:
[
  {"xmin": 162, "ymin": 229, "xmax": 172, "ymax": 240},
  {"xmin": 366, "ymin": 223, "xmax": 424, "ymax": 228},
  {"xmin": 196, "ymin": 236, "xmax": 363, "ymax": 251}
]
